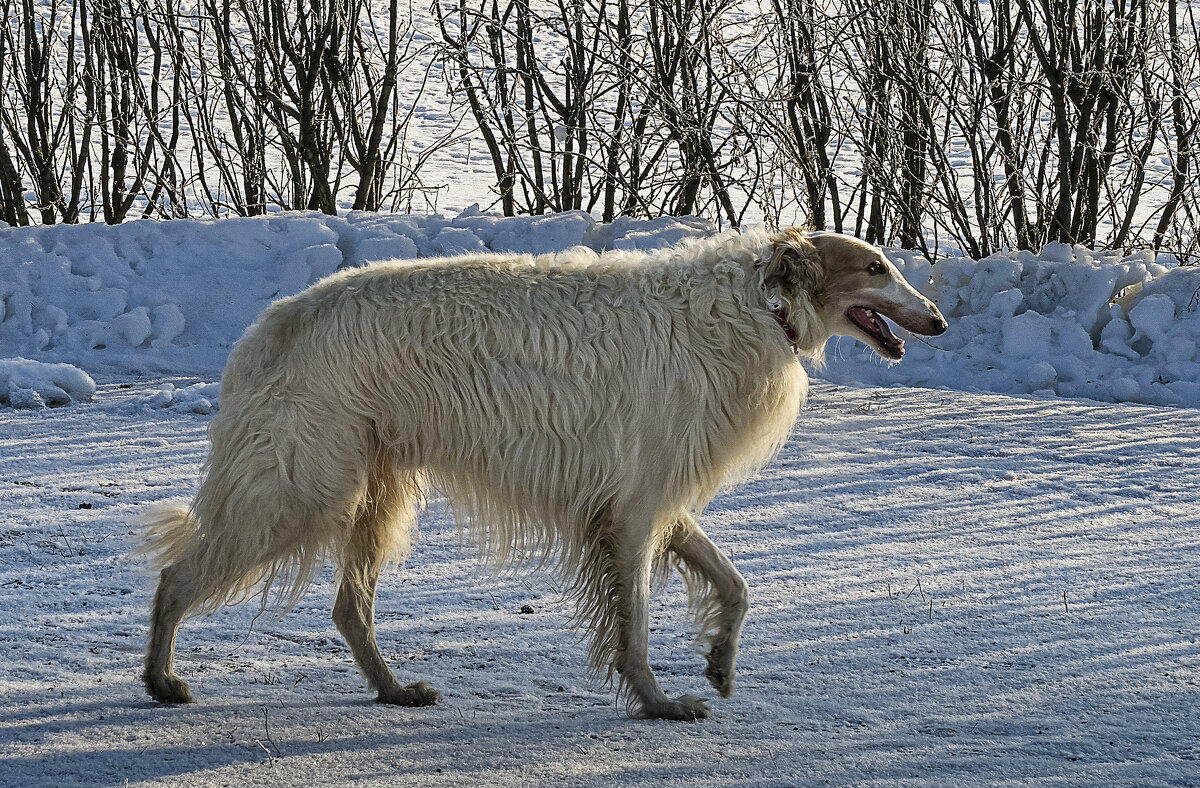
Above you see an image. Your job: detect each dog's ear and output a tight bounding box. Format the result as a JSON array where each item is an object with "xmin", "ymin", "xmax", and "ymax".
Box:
[{"xmin": 765, "ymin": 230, "xmax": 824, "ymax": 295}]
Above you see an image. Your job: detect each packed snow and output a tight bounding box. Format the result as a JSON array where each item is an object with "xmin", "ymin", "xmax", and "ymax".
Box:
[
  {"xmin": 1, "ymin": 383, "xmax": 1197, "ymax": 786},
  {"xmin": 1, "ymin": 211, "xmax": 1198, "ymax": 786}
]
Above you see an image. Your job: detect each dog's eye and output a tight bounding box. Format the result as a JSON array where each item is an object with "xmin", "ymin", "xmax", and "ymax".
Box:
[{"xmin": 867, "ymin": 261, "xmax": 887, "ymax": 275}]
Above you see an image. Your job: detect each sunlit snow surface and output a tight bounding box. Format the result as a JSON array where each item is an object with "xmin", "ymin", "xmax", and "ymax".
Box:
[
  {"xmin": 0, "ymin": 383, "xmax": 1196, "ymax": 785},
  {"xmin": 0, "ymin": 212, "xmax": 1198, "ymax": 786}
]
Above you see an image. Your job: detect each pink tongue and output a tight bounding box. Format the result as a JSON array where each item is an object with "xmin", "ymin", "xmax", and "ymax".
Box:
[
  {"xmin": 871, "ymin": 312, "xmax": 900, "ymax": 344},
  {"xmin": 849, "ymin": 307, "xmax": 903, "ymax": 349}
]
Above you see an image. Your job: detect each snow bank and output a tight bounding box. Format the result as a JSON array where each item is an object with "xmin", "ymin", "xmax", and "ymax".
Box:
[
  {"xmin": 0, "ymin": 215, "xmax": 342, "ymax": 375},
  {"xmin": 0, "ymin": 210, "xmax": 712, "ymax": 378},
  {"xmin": 1, "ymin": 209, "xmax": 1198, "ymax": 406},
  {"xmin": 0, "ymin": 357, "xmax": 95, "ymax": 408},
  {"xmin": 823, "ymin": 244, "xmax": 1200, "ymax": 406}
]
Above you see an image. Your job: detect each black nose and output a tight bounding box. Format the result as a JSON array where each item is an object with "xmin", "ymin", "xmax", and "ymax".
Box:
[{"xmin": 931, "ymin": 315, "xmax": 949, "ymax": 335}]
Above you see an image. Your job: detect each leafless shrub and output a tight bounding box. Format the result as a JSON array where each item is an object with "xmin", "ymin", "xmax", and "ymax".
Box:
[
  {"xmin": 0, "ymin": 0, "xmax": 1197, "ymax": 262},
  {"xmin": 435, "ymin": 0, "xmax": 602, "ymax": 215},
  {"xmin": 745, "ymin": 0, "xmax": 1200, "ymax": 259},
  {"xmin": 434, "ymin": 0, "xmax": 758, "ymax": 226},
  {"xmin": 187, "ymin": 0, "xmax": 271, "ymax": 216},
  {"xmin": 0, "ymin": 0, "xmax": 448, "ymax": 223},
  {"xmin": 0, "ymin": 0, "xmax": 88, "ymax": 224}
]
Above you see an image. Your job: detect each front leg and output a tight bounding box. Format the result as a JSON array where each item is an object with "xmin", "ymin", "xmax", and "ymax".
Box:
[
  {"xmin": 669, "ymin": 516, "xmax": 749, "ymax": 698},
  {"xmin": 610, "ymin": 523, "xmax": 710, "ymax": 721}
]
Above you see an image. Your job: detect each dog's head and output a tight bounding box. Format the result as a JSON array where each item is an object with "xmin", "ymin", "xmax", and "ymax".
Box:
[{"xmin": 763, "ymin": 229, "xmax": 948, "ymax": 360}]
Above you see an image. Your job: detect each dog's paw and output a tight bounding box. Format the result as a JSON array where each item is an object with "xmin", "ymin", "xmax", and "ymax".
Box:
[
  {"xmin": 703, "ymin": 645, "xmax": 737, "ymax": 698},
  {"xmin": 144, "ymin": 672, "xmax": 195, "ymax": 704},
  {"xmin": 638, "ymin": 694, "xmax": 710, "ymax": 721},
  {"xmin": 703, "ymin": 662, "xmax": 735, "ymax": 698},
  {"xmin": 377, "ymin": 681, "xmax": 439, "ymax": 707}
]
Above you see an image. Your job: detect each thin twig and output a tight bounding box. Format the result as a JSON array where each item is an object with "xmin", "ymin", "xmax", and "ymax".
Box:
[
  {"xmin": 260, "ymin": 706, "xmax": 282, "ymax": 758},
  {"xmin": 56, "ymin": 524, "xmax": 75, "ymax": 557}
]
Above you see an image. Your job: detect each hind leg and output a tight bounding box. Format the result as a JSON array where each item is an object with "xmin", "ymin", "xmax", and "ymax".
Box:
[
  {"xmin": 144, "ymin": 556, "xmax": 208, "ymax": 703},
  {"xmin": 333, "ymin": 457, "xmax": 437, "ymax": 707},
  {"xmin": 669, "ymin": 515, "xmax": 749, "ymax": 698},
  {"xmin": 333, "ymin": 557, "xmax": 438, "ymax": 707}
]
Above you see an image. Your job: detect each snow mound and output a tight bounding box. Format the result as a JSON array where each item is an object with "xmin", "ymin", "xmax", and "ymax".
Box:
[
  {"xmin": 0, "ymin": 211, "xmax": 713, "ymax": 377},
  {"xmin": 0, "ymin": 357, "xmax": 96, "ymax": 408},
  {"xmin": 606, "ymin": 214, "xmax": 715, "ymax": 250},
  {"xmin": 136, "ymin": 381, "xmax": 220, "ymax": 414},
  {"xmin": 2, "ymin": 209, "xmax": 1199, "ymax": 407},
  {"xmin": 0, "ymin": 216, "xmax": 344, "ymax": 375}
]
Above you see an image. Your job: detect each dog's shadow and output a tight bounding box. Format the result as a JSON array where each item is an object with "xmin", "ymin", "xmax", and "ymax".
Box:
[{"xmin": 0, "ymin": 687, "xmax": 721, "ymax": 786}]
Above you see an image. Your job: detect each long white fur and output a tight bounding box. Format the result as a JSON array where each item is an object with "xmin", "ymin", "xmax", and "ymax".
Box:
[{"xmin": 137, "ymin": 226, "xmax": 823, "ymax": 717}]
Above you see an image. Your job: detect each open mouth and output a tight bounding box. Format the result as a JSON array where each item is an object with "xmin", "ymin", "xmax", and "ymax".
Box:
[{"xmin": 846, "ymin": 306, "xmax": 905, "ymax": 359}]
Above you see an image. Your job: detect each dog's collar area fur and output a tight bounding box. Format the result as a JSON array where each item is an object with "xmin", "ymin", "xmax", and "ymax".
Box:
[
  {"xmin": 770, "ymin": 304, "xmax": 799, "ymax": 346},
  {"xmin": 754, "ymin": 257, "xmax": 800, "ymax": 349}
]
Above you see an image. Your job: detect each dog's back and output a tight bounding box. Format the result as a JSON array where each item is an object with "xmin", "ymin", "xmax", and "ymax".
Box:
[{"xmin": 216, "ymin": 252, "xmax": 806, "ymax": 564}]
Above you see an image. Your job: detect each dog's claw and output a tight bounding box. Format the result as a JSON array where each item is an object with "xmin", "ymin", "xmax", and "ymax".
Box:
[
  {"xmin": 377, "ymin": 681, "xmax": 439, "ymax": 707},
  {"xmin": 667, "ymin": 694, "xmax": 710, "ymax": 721},
  {"xmin": 703, "ymin": 643, "xmax": 737, "ymax": 698}
]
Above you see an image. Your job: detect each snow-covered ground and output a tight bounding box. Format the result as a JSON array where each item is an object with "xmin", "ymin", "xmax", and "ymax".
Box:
[
  {"xmin": 1, "ymin": 382, "xmax": 1197, "ymax": 786},
  {"xmin": 1, "ymin": 212, "xmax": 1199, "ymax": 786}
]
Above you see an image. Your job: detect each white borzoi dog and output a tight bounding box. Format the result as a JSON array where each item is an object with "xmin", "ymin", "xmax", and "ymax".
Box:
[{"xmin": 137, "ymin": 227, "xmax": 947, "ymax": 720}]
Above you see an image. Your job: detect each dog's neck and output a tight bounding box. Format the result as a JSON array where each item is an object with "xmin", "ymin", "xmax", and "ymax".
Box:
[
  {"xmin": 769, "ymin": 303, "xmax": 798, "ymax": 345},
  {"xmin": 749, "ymin": 254, "xmax": 830, "ymax": 364},
  {"xmin": 752, "ymin": 258, "xmax": 800, "ymax": 348}
]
